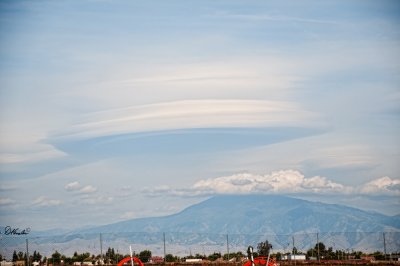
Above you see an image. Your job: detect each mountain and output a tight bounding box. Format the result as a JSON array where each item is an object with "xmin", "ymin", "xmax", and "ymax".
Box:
[
  {"xmin": 62, "ymin": 195, "xmax": 398, "ymax": 255},
  {"xmin": 81, "ymin": 194, "xmax": 400, "ymax": 235},
  {"xmin": 3, "ymin": 195, "xmax": 399, "ymax": 257}
]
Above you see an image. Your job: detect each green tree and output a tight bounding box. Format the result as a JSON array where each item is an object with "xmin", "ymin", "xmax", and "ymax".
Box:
[
  {"xmin": 207, "ymin": 252, "xmax": 221, "ymax": 261},
  {"xmin": 275, "ymin": 252, "xmax": 282, "ymax": 261},
  {"xmin": 51, "ymin": 251, "xmax": 62, "ymax": 265},
  {"xmin": 105, "ymin": 247, "xmax": 116, "ymax": 263},
  {"xmin": 371, "ymin": 251, "xmax": 384, "ymax": 260},
  {"xmin": 292, "ymin": 247, "xmax": 299, "ymax": 255},
  {"xmin": 315, "ymin": 242, "xmax": 326, "ymax": 259},
  {"xmin": 72, "ymin": 252, "xmax": 79, "ymax": 263},
  {"xmin": 257, "ymin": 240, "xmax": 273, "ymax": 256},
  {"xmin": 17, "ymin": 252, "xmax": 24, "ymax": 260},
  {"xmin": 138, "ymin": 250, "xmax": 152, "ymax": 263},
  {"xmin": 63, "ymin": 256, "xmax": 73, "ymax": 265},
  {"xmin": 77, "ymin": 252, "xmax": 90, "ymax": 262},
  {"xmin": 223, "ymin": 251, "xmax": 244, "ymax": 261},
  {"xmin": 12, "ymin": 251, "xmax": 18, "ymax": 262},
  {"xmin": 165, "ymin": 254, "xmax": 178, "ymax": 262},
  {"xmin": 306, "ymin": 242, "xmax": 326, "ymax": 259},
  {"xmin": 32, "ymin": 251, "xmax": 42, "ymax": 262},
  {"xmin": 194, "ymin": 254, "xmax": 205, "ymax": 259}
]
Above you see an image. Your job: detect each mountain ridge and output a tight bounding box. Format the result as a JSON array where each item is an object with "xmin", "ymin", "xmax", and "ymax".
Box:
[
  {"xmin": 2, "ymin": 195, "xmax": 398, "ymax": 256},
  {"xmin": 77, "ymin": 194, "xmax": 400, "ymax": 235}
]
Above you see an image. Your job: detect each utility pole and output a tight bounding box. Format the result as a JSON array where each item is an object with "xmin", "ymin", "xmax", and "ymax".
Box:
[
  {"xmin": 26, "ymin": 239, "xmax": 29, "ymax": 266},
  {"xmin": 292, "ymin": 236, "xmax": 296, "ymax": 266},
  {"xmin": 100, "ymin": 233, "xmax": 103, "ymax": 263},
  {"xmin": 163, "ymin": 232, "xmax": 166, "ymax": 263},
  {"xmin": 292, "ymin": 236, "xmax": 295, "ymax": 255},
  {"xmin": 226, "ymin": 234, "xmax": 230, "ymax": 261},
  {"xmin": 383, "ymin": 232, "xmax": 387, "ymax": 260},
  {"xmin": 317, "ymin": 233, "xmax": 320, "ymax": 263}
]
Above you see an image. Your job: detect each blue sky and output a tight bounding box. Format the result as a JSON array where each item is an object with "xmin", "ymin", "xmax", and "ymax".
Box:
[{"xmin": 0, "ymin": 0, "xmax": 399, "ymax": 230}]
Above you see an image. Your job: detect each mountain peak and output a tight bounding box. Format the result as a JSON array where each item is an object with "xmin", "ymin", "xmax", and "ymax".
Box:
[{"xmin": 82, "ymin": 194, "xmax": 399, "ymax": 236}]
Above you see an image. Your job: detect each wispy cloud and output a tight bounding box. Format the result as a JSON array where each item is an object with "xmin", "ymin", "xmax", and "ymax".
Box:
[
  {"xmin": 79, "ymin": 185, "xmax": 97, "ymax": 194},
  {"xmin": 0, "ymin": 146, "xmax": 66, "ymax": 165},
  {"xmin": 0, "ymin": 185, "xmax": 16, "ymax": 192},
  {"xmin": 32, "ymin": 196, "xmax": 62, "ymax": 207},
  {"xmin": 1, "ymin": 0, "xmax": 399, "ymax": 228},
  {"xmin": 217, "ymin": 12, "xmax": 340, "ymax": 25},
  {"xmin": 79, "ymin": 195, "xmax": 113, "ymax": 205},
  {"xmin": 53, "ymin": 99, "xmax": 324, "ymax": 141},
  {"xmin": 142, "ymin": 170, "xmax": 399, "ymax": 197},
  {"xmin": 65, "ymin": 181, "xmax": 81, "ymax": 191},
  {"xmin": 65, "ymin": 181, "xmax": 110, "ymax": 205},
  {"xmin": 120, "ymin": 211, "xmax": 137, "ymax": 220},
  {"xmin": 0, "ymin": 197, "xmax": 16, "ymax": 206},
  {"xmin": 65, "ymin": 181, "xmax": 97, "ymax": 194}
]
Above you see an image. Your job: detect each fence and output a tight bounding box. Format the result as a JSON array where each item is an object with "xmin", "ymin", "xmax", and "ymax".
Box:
[{"xmin": 1, "ymin": 231, "xmax": 399, "ymax": 262}]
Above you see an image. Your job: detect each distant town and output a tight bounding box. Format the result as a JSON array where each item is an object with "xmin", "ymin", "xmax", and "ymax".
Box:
[{"xmin": 2, "ymin": 239, "xmax": 399, "ymax": 266}]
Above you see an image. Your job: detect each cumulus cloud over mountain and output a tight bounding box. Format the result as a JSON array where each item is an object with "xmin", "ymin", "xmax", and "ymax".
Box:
[
  {"xmin": 360, "ymin": 176, "xmax": 400, "ymax": 196},
  {"xmin": 143, "ymin": 170, "xmax": 399, "ymax": 197}
]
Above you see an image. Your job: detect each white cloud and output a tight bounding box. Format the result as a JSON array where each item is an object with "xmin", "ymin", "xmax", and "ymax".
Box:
[
  {"xmin": 219, "ymin": 12, "xmax": 340, "ymax": 25},
  {"xmin": 143, "ymin": 170, "xmax": 351, "ymax": 197},
  {"xmin": 79, "ymin": 185, "xmax": 97, "ymax": 194},
  {"xmin": 120, "ymin": 211, "xmax": 137, "ymax": 220},
  {"xmin": 305, "ymin": 144, "xmax": 377, "ymax": 170},
  {"xmin": 65, "ymin": 181, "xmax": 81, "ymax": 191},
  {"xmin": 0, "ymin": 197, "xmax": 16, "ymax": 206},
  {"xmin": 121, "ymin": 185, "xmax": 132, "ymax": 191},
  {"xmin": 0, "ymin": 130, "xmax": 66, "ymax": 165},
  {"xmin": 192, "ymin": 170, "xmax": 350, "ymax": 195},
  {"xmin": 53, "ymin": 99, "xmax": 323, "ymax": 141},
  {"xmin": 80, "ymin": 195, "xmax": 113, "ymax": 205},
  {"xmin": 143, "ymin": 170, "xmax": 399, "ymax": 198},
  {"xmin": 359, "ymin": 176, "xmax": 400, "ymax": 196},
  {"xmin": 32, "ymin": 196, "xmax": 62, "ymax": 207},
  {"xmin": 65, "ymin": 182, "xmax": 97, "ymax": 194},
  {"xmin": 0, "ymin": 185, "xmax": 16, "ymax": 191}
]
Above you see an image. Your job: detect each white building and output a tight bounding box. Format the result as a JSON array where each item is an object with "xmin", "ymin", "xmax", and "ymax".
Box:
[
  {"xmin": 0, "ymin": 261, "xmax": 13, "ymax": 266},
  {"xmin": 281, "ymin": 254, "xmax": 306, "ymax": 261}
]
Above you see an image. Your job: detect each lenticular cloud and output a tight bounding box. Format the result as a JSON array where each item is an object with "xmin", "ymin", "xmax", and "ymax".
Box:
[{"xmin": 54, "ymin": 99, "xmax": 322, "ymax": 141}]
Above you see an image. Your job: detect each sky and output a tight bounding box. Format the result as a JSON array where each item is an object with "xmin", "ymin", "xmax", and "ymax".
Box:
[{"xmin": 0, "ymin": 0, "xmax": 399, "ymax": 231}]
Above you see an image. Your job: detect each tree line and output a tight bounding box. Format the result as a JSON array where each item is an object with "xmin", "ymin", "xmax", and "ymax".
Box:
[{"xmin": 4, "ymin": 240, "xmax": 397, "ymax": 265}]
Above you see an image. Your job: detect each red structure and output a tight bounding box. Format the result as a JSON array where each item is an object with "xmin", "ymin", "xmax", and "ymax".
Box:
[
  {"xmin": 243, "ymin": 257, "xmax": 277, "ymax": 266},
  {"xmin": 117, "ymin": 257, "xmax": 144, "ymax": 266}
]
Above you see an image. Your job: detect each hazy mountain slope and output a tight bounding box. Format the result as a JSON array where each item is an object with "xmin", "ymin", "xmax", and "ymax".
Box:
[
  {"xmin": 80, "ymin": 195, "xmax": 400, "ymax": 235},
  {"xmin": 3, "ymin": 195, "xmax": 399, "ymax": 257}
]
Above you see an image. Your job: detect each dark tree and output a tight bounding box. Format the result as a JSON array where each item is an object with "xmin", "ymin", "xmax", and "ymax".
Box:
[
  {"xmin": 165, "ymin": 254, "xmax": 178, "ymax": 262},
  {"xmin": 32, "ymin": 251, "xmax": 42, "ymax": 262},
  {"xmin": 207, "ymin": 252, "xmax": 221, "ymax": 261},
  {"xmin": 12, "ymin": 251, "xmax": 18, "ymax": 262},
  {"xmin": 17, "ymin": 252, "xmax": 24, "ymax": 260},
  {"xmin": 257, "ymin": 240, "xmax": 273, "ymax": 256},
  {"xmin": 51, "ymin": 251, "xmax": 62, "ymax": 264},
  {"xmin": 138, "ymin": 250, "xmax": 152, "ymax": 263},
  {"xmin": 223, "ymin": 252, "xmax": 244, "ymax": 261}
]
